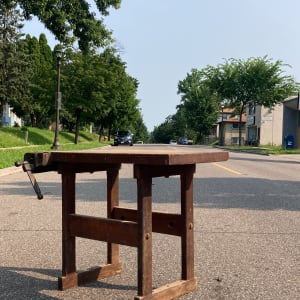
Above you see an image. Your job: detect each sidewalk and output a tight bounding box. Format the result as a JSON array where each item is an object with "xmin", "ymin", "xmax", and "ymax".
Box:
[{"xmin": 0, "ymin": 166, "xmax": 23, "ymax": 177}]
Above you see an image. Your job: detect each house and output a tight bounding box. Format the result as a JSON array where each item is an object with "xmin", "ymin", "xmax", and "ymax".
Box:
[
  {"xmin": 218, "ymin": 108, "xmax": 235, "ymax": 123},
  {"xmin": 1, "ymin": 102, "xmax": 22, "ymax": 127},
  {"xmin": 245, "ymin": 95, "xmax": 300, "ymax": 148},
  {"xmin": 246, "ymin": 102, "xmax": 283, "ymax": 146},
  {"xmin": 205, "ymin": 108, "xmax": 235, "ymax": 144},
  {"xmin": 282, "ymin": 95, "xmax": 300, "ymax": 148},
  {"xmin": 219, "ymin": 112, "xmax": 246, "ymax": 145}
]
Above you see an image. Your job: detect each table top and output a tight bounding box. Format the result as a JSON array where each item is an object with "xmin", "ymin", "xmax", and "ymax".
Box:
[{"xmin": 43, "ymin": 146, "xmax": 229, "ymax": 166}]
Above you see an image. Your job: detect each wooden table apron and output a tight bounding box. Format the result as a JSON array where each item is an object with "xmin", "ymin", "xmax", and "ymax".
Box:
[{"xmin": 24, "ymin": 149, "xmax": 228, "ymax": 300}]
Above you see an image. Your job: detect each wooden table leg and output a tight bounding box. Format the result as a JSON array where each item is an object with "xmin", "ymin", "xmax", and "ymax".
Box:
[
  {"xmin": 134, "ymin": 164, "xmax": 197, "ymax": 299},
  {"xmin": 107, "ymin": 166, "xmax": 122, "ymax": 268},
  {"xmin": 59, "ymin": 165, "xmax": 123, "ymax": 290},
  {"xmin": 59, "ymin": 171, "xmax": 77, "ymax": 290},
  {"xmin": 181, "ymin": 165, "xmax": 195, "ymax": 280},
  {"xmin": 136, "ymin": 170, "xmax": 153, "ymax": 297}
]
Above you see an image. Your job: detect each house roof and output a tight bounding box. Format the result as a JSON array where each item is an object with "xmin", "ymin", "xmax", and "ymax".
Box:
[
  {"xmin": 218, "ymin": 113, "xmax": 246, "ymax": 124},
  {"xmin": 220, "ymin": 108, "xmax": 235, "ymax": 114},
  {"xmin": 284, "ymin": 95, "xmax": 299, "ymax": 110}
]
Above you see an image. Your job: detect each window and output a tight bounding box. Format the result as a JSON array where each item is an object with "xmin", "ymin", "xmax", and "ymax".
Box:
[
  {"xmin": 231, "ymin": 137, "xmax": 239, "ymax": 144},
  {"xmin": 248, "ymin": 103, "xmax": 256, "ymax": 115},
  {"xmin": 232, "ymin": 123, "xmax": 245, "ymax": 130}
]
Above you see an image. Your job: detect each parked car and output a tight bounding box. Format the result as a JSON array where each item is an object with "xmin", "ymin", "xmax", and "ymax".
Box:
[
  {"xmin": 169, "ymin": 140, "xmax": 177, "ymax": 145},
  {"xmin": 178, "ymin": 137, "xmax": 188, "ymax": 145},
  {"xmin": 114, "ymin": 130, "xmax": 134, "ymax": 146}
]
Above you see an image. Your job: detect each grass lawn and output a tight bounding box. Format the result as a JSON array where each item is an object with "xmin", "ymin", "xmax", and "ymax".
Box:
[
  {"xmin": 0, "ymin": 127, "xmax": 110, "ymax": 169},
  {"xmin": 222, "ymin": 145, "xmax": 300, "ymax": 155}
]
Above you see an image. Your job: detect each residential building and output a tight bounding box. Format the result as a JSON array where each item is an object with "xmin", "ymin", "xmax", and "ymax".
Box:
[
  {"xmin": 207, "ymin": 108, "xmax": 234, "ymax": 144},
  {"xmin": 219, "ymin": 113, "xmax": 246, "ymax": 145},
  {"xmin": 282, "ymin": 95, "xmax": 300, "ymax": 148},
  {"xmin": 218, "ymin": 108, "xmax": 235, "ymax": 123},
  {"xmin": 246, "ymin": 103, "xmax": 283, "ymax": 146},
  {"xmin": 245, "ymin": 95, "xmax": 300, "ymax": 148},
  {"xmin": 1, "ymin": 102, "xmax": 22, "ymax": 127}
]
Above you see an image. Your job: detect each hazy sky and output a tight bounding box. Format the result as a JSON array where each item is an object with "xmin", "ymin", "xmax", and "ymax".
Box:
[{"xmin": 24, "ymin": 0, "xmax": 300, "ymax": 131}]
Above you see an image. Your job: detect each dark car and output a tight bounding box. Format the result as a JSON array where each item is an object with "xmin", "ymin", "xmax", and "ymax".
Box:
[
  {"xmin": 178, "ymin": 137, "xmax": 188, "ymax": 145},
  {"xmin": 114, "ymin": 130, "xmax": 133, "ymax": 146}
]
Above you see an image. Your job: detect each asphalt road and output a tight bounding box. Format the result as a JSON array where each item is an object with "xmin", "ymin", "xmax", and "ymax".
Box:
[{"xmin": 0, "ymin": 146, "xmax": 299, "ymax": 299}]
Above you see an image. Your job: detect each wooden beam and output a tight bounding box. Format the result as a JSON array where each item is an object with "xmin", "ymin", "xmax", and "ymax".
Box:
[
  {"xmin": 134, "ymin": 278, "xmax": 197, "ymax": 300},
  {"xmin": 134, "ymin": 164, "xmax": 196, "ymax": 179},
  {"xmin": 68, "ymin": 214, "xmax": 138, "ymax": 247},
  {"xmin": 112, "ymin": 207, "xmax": 182, "ymax": 236}
]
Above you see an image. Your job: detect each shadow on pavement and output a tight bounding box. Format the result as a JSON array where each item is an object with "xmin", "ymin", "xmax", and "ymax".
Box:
[
  {"xmin": 2, "ymin": 177, "xmax": 300, "ymax": 211},
  {"xmin": 0, "ymin": 266, "xmax": 137, "ymax": 299},
  {"xmin": 0, "ymin": 267, "xmax": 59, "ymax": 299}
]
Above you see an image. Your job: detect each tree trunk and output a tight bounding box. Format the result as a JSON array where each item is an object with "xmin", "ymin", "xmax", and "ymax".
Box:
[
  {"xmin": 0, "ymin": 102, "xmax": 4, "ymax": 126},
  {"xmin": 108, "ymin": 127, "xmax": 112, "ymax": 141},
  {"xmin": 74, "ymin": 109, "xmax": 81, "ymax": 144},
  {"xmin": 98, "ymin": 125, "xmax": 103, "ymax": 142},
  {"xmin": 30, "ymin": 113, "xmax": 35, "ymax": 127},
  {"xmin": 238, "ymin": 103, "xmax": 245, "ymax": 147}
]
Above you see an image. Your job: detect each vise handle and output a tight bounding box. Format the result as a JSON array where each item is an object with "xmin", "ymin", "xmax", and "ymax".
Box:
[{"xmin": 15, "ymin": 152, "xmax": 55, "ymax": 200}]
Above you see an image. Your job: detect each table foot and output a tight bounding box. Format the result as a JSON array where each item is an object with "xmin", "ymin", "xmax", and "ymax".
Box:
[
  {"xmin": 58, "ymin": 262, "xmax": 123, "ymax": 290},
  {"xmin": 134, "ymin": 278, "xmax": 197, "ymax": 300}
]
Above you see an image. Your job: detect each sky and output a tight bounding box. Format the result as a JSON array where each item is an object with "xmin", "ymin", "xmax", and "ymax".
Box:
[{"xmin": 23, "ymin": 0, "xmax": 300, "ymax": 132}]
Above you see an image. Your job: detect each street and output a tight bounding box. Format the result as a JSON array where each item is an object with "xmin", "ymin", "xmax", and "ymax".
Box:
[{"xmin": 0, "ymin": 146, "xmax": 299, "ymax": 299}]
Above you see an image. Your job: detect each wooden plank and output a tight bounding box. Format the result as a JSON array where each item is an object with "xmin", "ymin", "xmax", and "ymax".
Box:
[
  {"xmin": 106, "ymin": 166, "xmax": 121, "ymax": 265},
  {"xmin": 137, "ymin": 172, "xmax": 153, "ymax": 297},
  {"xmin": 134, "ymin": 278, "xmax": 197, "ymax": 300},
  {"xmin": 58, "ymin": 272, "xmax": 78, "ymax": 290},
  {"xmin": 57, "ymin": 163, "xmax": 120, "ymax": 173},
  {"xmin": 113, "ymin": 207, "xmax": 182, "ymax": 236},
  {"xmin": 181, "ymin": 166, "xmax": 195, "ymax": 280},
  {"xmin": 77, "ymin": 263, "xmax": 122, "ymax": 285},
  {"xmin": 68, "ymin": 214, "xmax": 138, "ymax": 247},
  {"xmin": 134, "ymin": 164, "xmax": 195, "ymax": 179},
  {"xmin": 45, "ymin": 148, "xmax": 229, "ymax": 166},
  {"xmin": 61, "ymin": 172, "xmax": 76, "ymax": 277}
]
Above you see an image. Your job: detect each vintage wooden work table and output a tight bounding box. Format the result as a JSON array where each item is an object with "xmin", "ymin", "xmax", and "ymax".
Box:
[{"xmin": 19, "ymin": 147, "xmax": 228, "ymax": 300}]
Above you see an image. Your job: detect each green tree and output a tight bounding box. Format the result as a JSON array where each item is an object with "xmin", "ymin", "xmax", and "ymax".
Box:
[
  {"xmin": 12, "ymin": 33, "xmax": 55, "ymax": 126},
  {"xmin": 0, "ymin": 1, "xmax": 31, "ymax": 124},
  {"xmin": 17, "ymin": 0, "xmax": 121, "ymax": 51},
  {"xmin": 92, "ymin": 49, "xmax": 140, "ymax": 138},
  {"xmin": 151, "ymin": 110, "xmax": 198, "ymax": 144},
  {"xmin": 132, "ymin": 113, "xmax": 149, "ymax": 143},
  {"xmin": 151, "ymin": 116, "xmax": 175, "ymax": 144},
  {"xmin": 62, "ymin": 50, "xmax": 106, "ymax": 143},
  {"xmin": 206, "ymin": 56, "xmax": 299, "ymax": 145},
  {"xmin": 62, "ymin": 48, "xmax": 140, "ymax": 143},
  {"xmin": 177, "ymin": 69, "xmax": 219, "ymax": 143}
]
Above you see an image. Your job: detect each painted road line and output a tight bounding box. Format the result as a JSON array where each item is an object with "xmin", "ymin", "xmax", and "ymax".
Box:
[{"xmin": 212, "ymin": 162, "xmax": 242, "ymax": 175}]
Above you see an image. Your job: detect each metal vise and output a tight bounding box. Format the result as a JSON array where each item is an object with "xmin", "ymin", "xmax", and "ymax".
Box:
[{"xmin": 15, "ymin": 152, "xmax": 56, "ymax": 200}]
